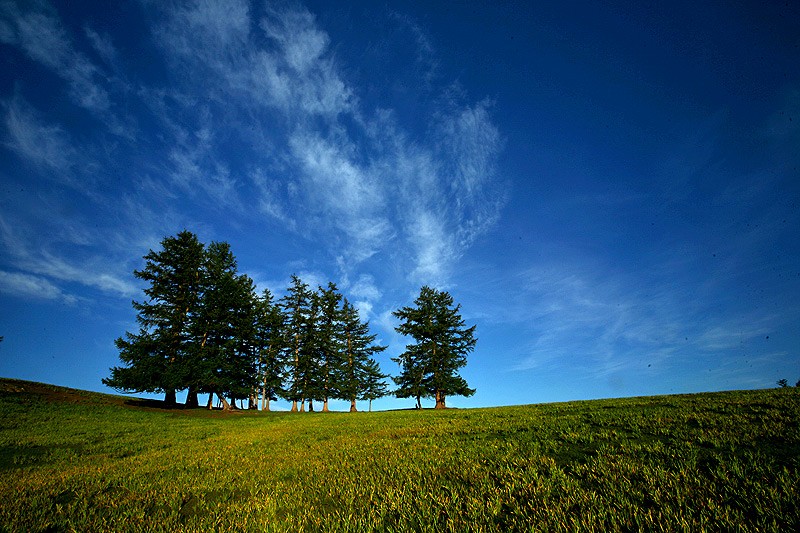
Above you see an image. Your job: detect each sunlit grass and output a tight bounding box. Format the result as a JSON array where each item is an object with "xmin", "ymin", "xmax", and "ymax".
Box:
[{"xmin": 1, "ymin": 380, "xmax": 797, "ymax": 532}]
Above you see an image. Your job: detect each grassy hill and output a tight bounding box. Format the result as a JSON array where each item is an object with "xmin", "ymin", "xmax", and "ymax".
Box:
[{"xmin": 0, "ymin": 377, "xmax": 798, "ymax": 532}]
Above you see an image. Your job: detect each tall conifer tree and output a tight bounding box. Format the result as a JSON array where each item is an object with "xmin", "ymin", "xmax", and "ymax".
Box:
[
  {"xmin": 280, "ymin": 275, "xmax": 312, "ymax": 412},
  {"xmin": 104, "ymin": 230, "xmax": 204, "ymax": 406},
  {"xmin": 193, "ymin": 241, "xmax": 257, "ymax": 410},
  {"xmin": 253, "ymin": 289, "xmax": 285, "ymax": 411},
  {"xmin": 314, "ymin": 283, "xmax": 344, "ymax": 412}
]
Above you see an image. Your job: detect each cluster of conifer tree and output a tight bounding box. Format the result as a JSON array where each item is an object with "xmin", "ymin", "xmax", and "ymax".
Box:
[
  {"xmin": 104, "ymin": 230, "xmax": 477, "ymax": 411},
  {"xmin": 103, "ymin": 231, "xmax": 388, "ymax": 411}
]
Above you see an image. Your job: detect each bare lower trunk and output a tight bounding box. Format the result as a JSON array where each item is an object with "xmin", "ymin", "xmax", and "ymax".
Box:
[
  {"xmin": 261, "ymin": 361, "xmax": 268, "ymax": 410},
  {"xmin": 434, "ymin": 390, "xmax": 446, "ymax": 409},
  {"xmin": 165, "ymin": 389, "xmax": 177, "ymax": 407},
  {"xmin": 416, "ymin": 395, "xmax": 421, "ymax": 409},
  {"xmin": 217, "ymin": 393, "xmax": 232, "ymax": 411},
  {"xmin": 207, "ymin": 393, "xmax": 214, "ymax": 410},
  {"xmin": 291, "ymin": 400, "xmax": 298, "ymax": 412},
  {"xmin": 322, "ymin": 399, "xmax": 329, "ymax": 412},
  {"xmin": 185, "ymin": 387, "xmax": 198, "ymax": 409},
  {"xmin": 309, "ymin": 399, "xmax": 314, "ymax": 412},
  {"xmin": 350, "ymin": 398, "xmax": 357, "ymax": 412},
  {"xmin": 248, "ymin": 394, "xmax": 256, "ymax": 410},
  {"xmin": 369, "ymin": 399, "xmax": 373, "ymax": 412}
]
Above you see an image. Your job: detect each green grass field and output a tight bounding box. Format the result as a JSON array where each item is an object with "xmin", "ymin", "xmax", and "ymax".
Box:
[{"xmin": 0, "ymin": 378, "xmax": 797, "ymax": 532}]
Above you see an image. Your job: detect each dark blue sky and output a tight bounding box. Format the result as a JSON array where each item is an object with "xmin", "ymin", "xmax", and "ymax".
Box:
[{"xmin": 1, "ymin": 0, "xmax": 798, "ymax": 409}]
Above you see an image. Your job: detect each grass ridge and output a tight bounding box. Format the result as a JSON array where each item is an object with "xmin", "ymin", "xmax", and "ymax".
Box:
[{"xmin": 1, "ymin": 378, "xmax": 798, "ymax": 532}]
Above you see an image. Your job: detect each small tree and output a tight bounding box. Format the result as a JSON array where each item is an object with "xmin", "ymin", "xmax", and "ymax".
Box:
[
  {"xmin": 777, "ymin": 379, "xmax": 789, "ymax": 388},
  {"xmin": 338, "ymin": 299, "xmax": 387, "ymax": 412},
  {"xmin": 392, "ymin": 286, "xmax": 476, "ymax": 409},
  {"xmin": 361, "ymin": 358, "xmax": 389, "ymax": 412}
]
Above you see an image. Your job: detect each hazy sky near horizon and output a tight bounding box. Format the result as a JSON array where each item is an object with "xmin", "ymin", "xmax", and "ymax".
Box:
[{"xmin": 1, "ymin": 0, "xmax": 798, "ymax": 410}]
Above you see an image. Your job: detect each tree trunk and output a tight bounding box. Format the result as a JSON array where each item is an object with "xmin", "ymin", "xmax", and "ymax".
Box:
[
  {"xmin": 309, "ymin": 399, "xmax": 314, "ymax": 412},
  {"xmin": 165, "ymin": 388, "xmax": 177, "ymax": 407},
  {"xmin": 435, "ymin": 390, "xmax": 446, "ymax": 409},
  {"xmin": 248, "ymin": 394, "xmax": 256, "ymax": 410},
  {"xmin": 416, "ymin": 395, "xmax": 421, "ymax": 409},
  {"xmin": 369, "ymin": 399, "xmax": 373, "ymax": 412},
  {"xmin": 350, "ymin": 398, "xmax": 357, "ymax": 412},
  {"xmin": 291, "ymin": 400, "xmax": 298, "ymax": 412},
  {"xmin": 207, "ymin": 393, "xmax": 214, "ymax": 410},
  {"xmin": 322, "ymin": 399, "xmax": 329, "ymax": 412},
  {"xmin": 300, "ymin": 399, "xmax": 305, "ymax": 412},
  {"xmin": 185, "ymin": 387, "xmax": 198, "ymax": 409},
  {"xmin": 217, "ymin": 393, "xmax": 232, "ymax": 411},
  {"xmin": 261, "ymin": 345, "xmax": 271, "ymax": 411}
]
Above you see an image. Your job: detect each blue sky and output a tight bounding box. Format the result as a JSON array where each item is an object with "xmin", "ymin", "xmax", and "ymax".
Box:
[{"xmin": 1, "ymin": 0, "xmax": 798, "ymax": 410}]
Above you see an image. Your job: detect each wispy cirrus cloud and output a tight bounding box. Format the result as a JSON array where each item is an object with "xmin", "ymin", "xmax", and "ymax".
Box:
[
  {"xmin": 2, "ymin": 94, "xmax": 75, "ymax": 173},
  {"xmin": 146, "ymin": 0, "xmax": 506, "ymax": 285},
  {"xmin": 0, "ymin": 270, "xmax": 77, "ymax": 304},
  {"xmin": 0, "ymin": 1, "xmax": 110, "ymax": 112}
]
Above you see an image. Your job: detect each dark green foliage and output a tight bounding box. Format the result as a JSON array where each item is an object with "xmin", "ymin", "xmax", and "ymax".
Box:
[
  {"xmin": 777, "ymin": 379, "xmax": 789, "ymax": 387},
  {"xmin": 193, "ymin": 242, "xmax": 259, "ymax": 407},
  {"xmin": 103, "ymin": 230, "xmax": 205, "ymax": 405},
  {"xmin": 392, "ymin": 286, "xmax": 476, "ymax": 408},
  {"xmin": 105, "ymin": 233, "xmax": 390, "ymax": 412}
]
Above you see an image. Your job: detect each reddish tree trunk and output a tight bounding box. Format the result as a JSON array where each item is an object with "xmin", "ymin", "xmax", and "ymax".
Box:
[
  {"xmin": 291, "ymin": 400, "xmax": 298, "ymax": 412},
  {"xmin": 350, "ymin": 398, "xmax": 358, "ymax": 412},
  {"xmin": 435, "ymin": 390, "xmax": 446, "ymax": 409},
  {"xmin": 217, "ymin": 393, "xmax": 232, "ymax": 411}
]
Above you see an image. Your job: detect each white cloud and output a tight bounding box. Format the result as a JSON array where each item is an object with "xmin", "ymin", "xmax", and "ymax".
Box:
[
  {"xmin": 289, "ymin": 128, "xmax": 393, "ymax": 261},
  {"xmin": 0, "ymin": 270, "xmax": 75, "ymax": 303}
]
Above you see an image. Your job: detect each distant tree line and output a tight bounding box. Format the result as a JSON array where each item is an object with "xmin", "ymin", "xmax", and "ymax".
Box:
[{"xmin": 104, "ymin": 231, "xmax": 476, "ymax": 411}]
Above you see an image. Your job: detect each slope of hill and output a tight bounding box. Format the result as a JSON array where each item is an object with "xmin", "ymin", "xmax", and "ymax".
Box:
[{"xmin": 0, "ymin": 378, "xmax": 798, "ymax": 532}]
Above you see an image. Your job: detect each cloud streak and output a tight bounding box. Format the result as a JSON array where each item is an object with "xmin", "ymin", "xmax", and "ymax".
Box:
[{"xmin": 0, "ymin": 1, "xmax": 110, "ymax": 112}]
